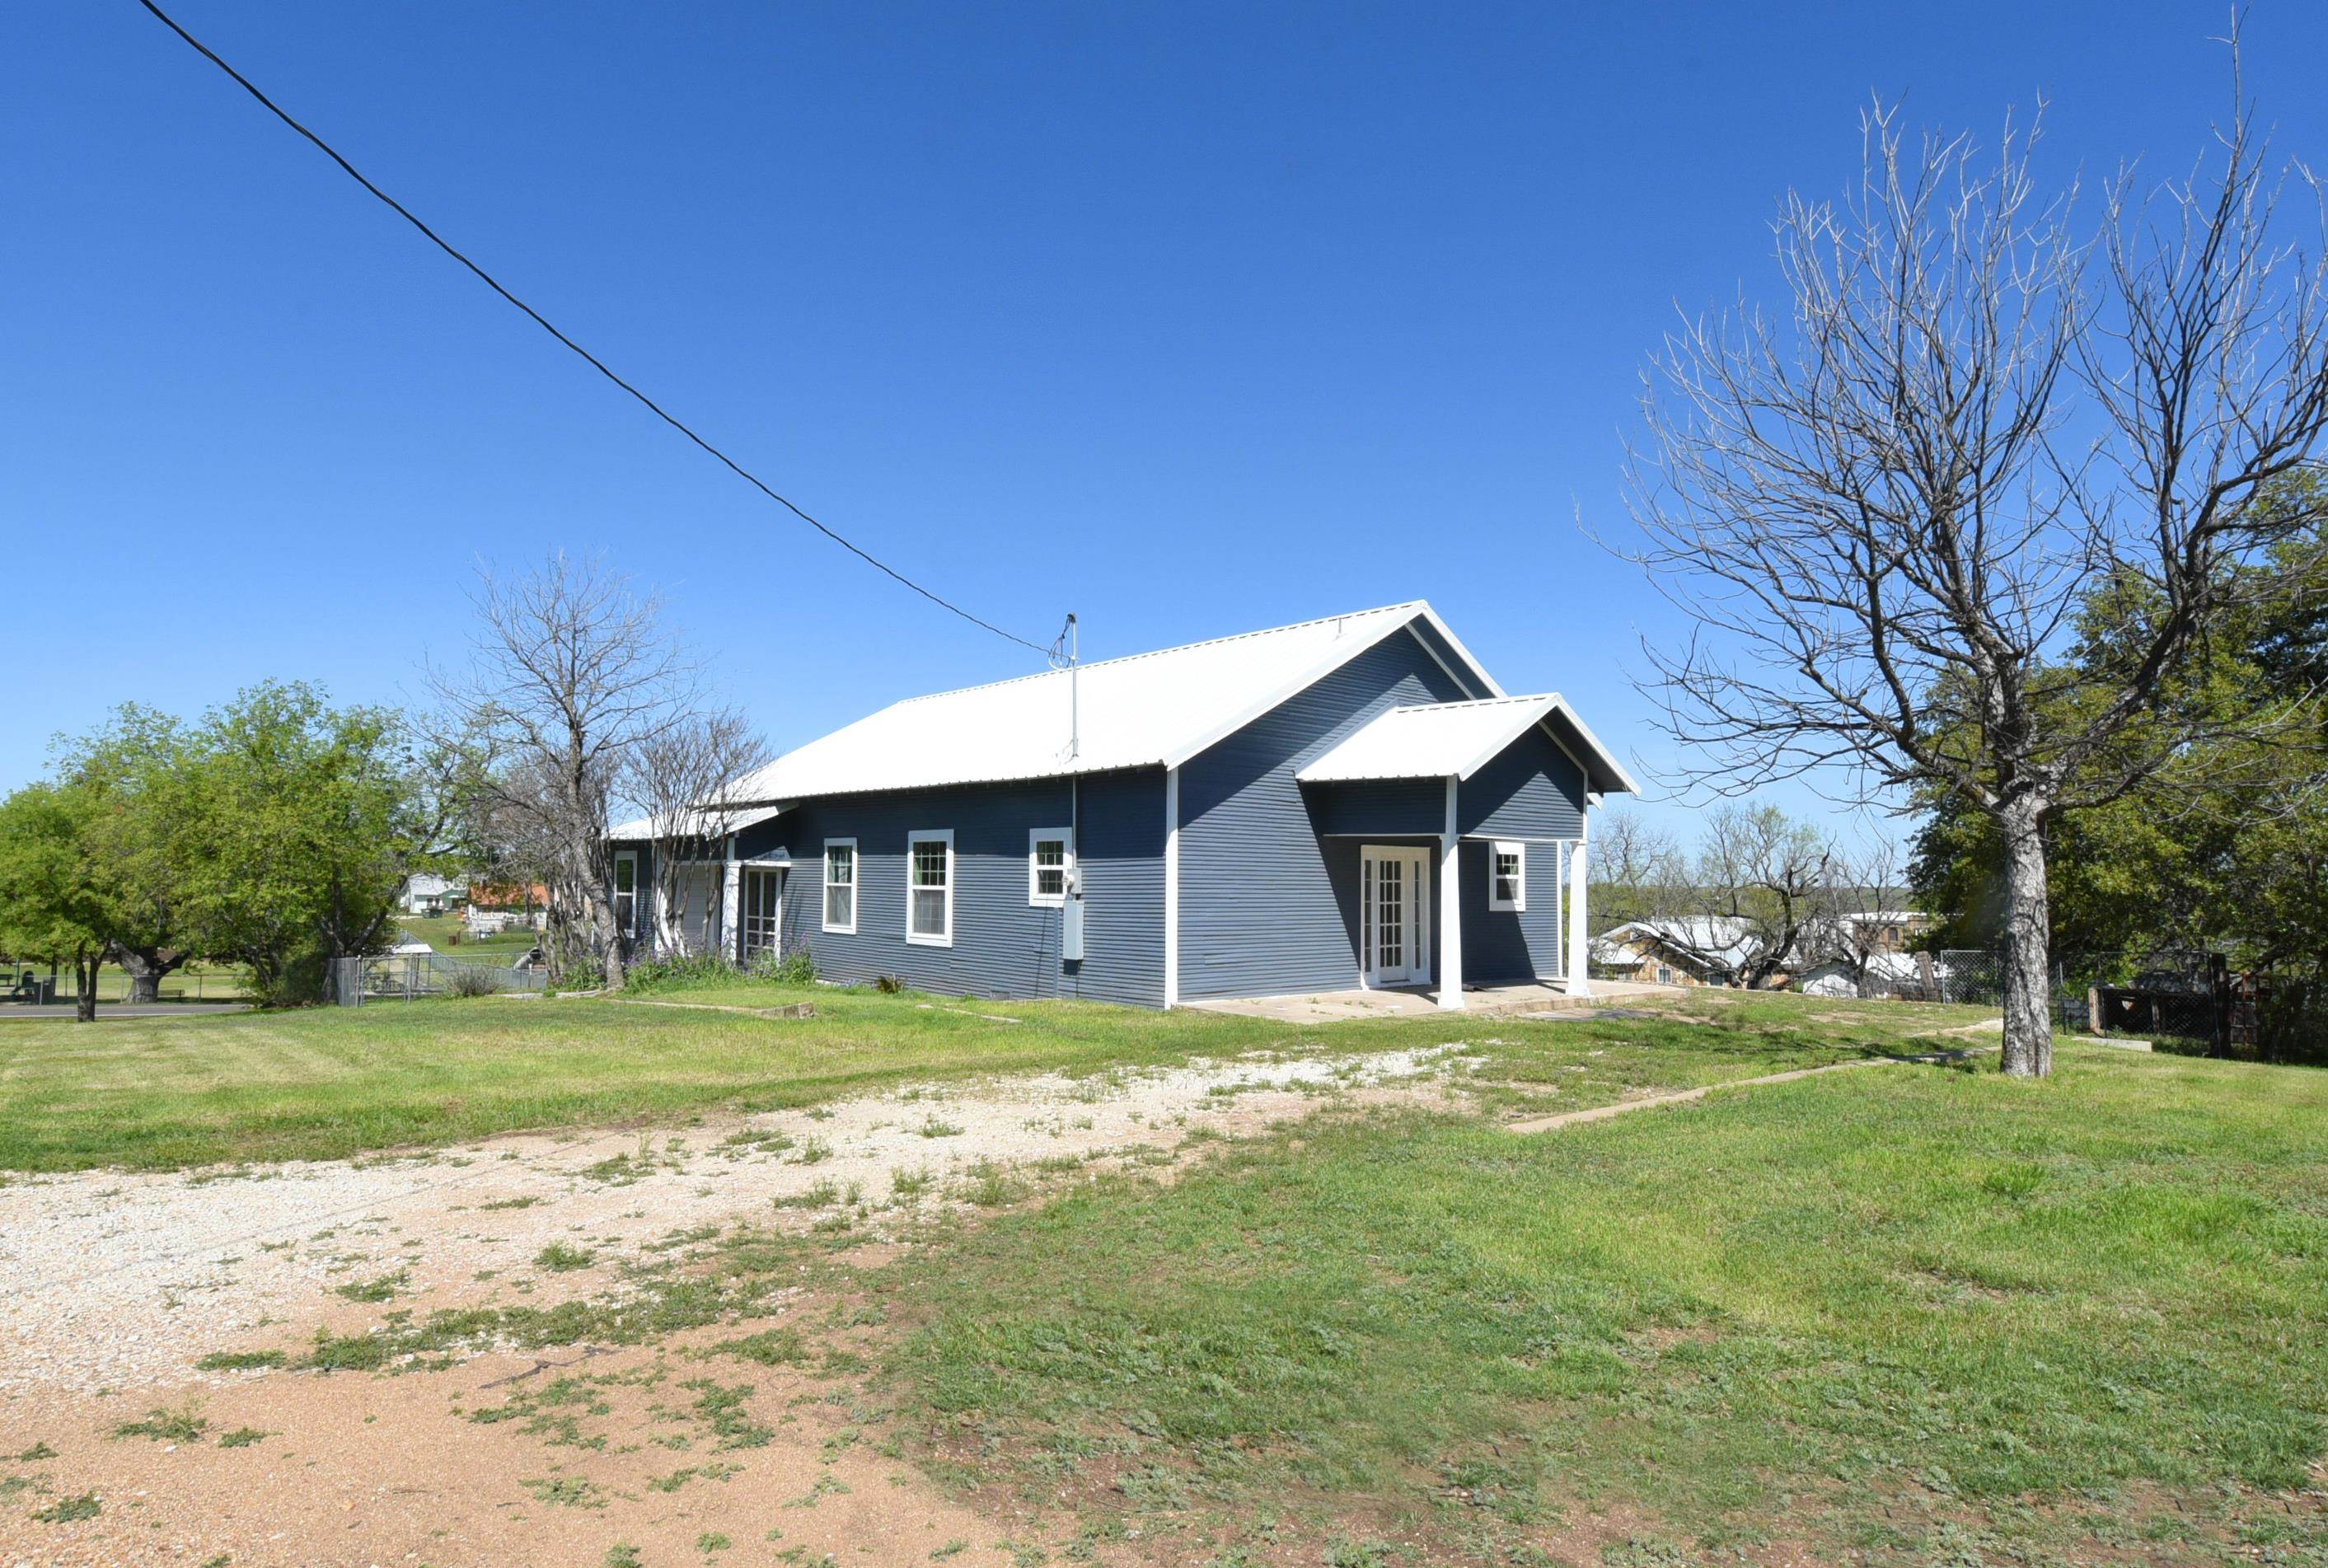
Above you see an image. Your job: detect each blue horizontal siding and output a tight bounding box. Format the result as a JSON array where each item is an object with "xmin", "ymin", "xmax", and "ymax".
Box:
[
  {"xmin": 1306, "ymin": 778, "xmax": 1445, "ymax": 837},
  {"xmin": 761, "ymin": 770, "xmax": 1164, "ymax": 1006},
  {"xmin": 1459, "ymin": 726, "xmax": 1586, "ymax": 840},
  {"xmin": 1178, "ymin": 628, "xmax": 1477, "ymax": 1000},
  {"xmin": 1460, "ymin": 837, "xmax": 1566, "ymax": 981}
]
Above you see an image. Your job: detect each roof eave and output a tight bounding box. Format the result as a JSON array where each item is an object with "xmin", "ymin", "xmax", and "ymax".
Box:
[{"xmin": 1538, "ymin": 698, "xmax": 1640, "ymax": 797}]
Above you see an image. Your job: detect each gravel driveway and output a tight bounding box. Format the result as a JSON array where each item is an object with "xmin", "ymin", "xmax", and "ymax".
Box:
[{"xmin": 0, "ymin": 1043, "xmax": 1468, "ymax": 1396}]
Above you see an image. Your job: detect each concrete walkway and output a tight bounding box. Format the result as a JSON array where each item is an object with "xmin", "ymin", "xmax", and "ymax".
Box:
[
  {"xmin": 1506, "ymin": 1017, "xmax": 2006, "ymax": 1135},
  {"xmin": 1187, "ymin": 978, "xmax": 1674, "ymax": 1025}
]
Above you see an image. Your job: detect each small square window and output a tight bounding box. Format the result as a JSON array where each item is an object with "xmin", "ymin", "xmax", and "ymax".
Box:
[
  {"xmin": 1028, "ymin": 829, "xmax": 1071, "ymax": 908},
  {"xmin": 1488, "ymin": 841, "xmax": 1525, "ymax": 911}
]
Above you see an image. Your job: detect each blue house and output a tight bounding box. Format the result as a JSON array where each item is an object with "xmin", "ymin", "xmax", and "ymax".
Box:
[{"xmin": 607, "ymin": 601, "xmax": 1636, "ymax": 1010}]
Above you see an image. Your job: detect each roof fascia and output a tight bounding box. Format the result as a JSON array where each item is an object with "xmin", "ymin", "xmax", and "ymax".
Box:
[
  {"xmin": 1539, "ymin": 698, "xmax": 1642, "ymax": 796},
  {"xmin": 1451, "ymin": 696, "xmax": 1562, "ymax": 780},
  {"xmin": 1409, "ymin": 606, "xmax": 1507, "ymax": 700}
]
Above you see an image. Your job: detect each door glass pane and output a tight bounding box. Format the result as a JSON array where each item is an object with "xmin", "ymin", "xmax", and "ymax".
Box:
[{"xmin": 1378, "ymin": 859, "xmax": 1403, "ymax": 970}]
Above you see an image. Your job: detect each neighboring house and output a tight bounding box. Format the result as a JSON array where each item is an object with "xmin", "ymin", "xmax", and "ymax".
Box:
[
  {"xmin": 396, "ymin": 873, "xmax": 465, "ymax": 915},
  {"xmin": 1595, "ymin": 910, "xmax": 1938, "ymax": 992},
  {"xmin": 1590, "ymin": 917, "xmax": 1760, "ymax": 988},
  {"xmin": 607, "ymin": 601, "xmax": 1636, "ymax": 1009},
  {"xmin": 466, "ymin": 882, "xmax": 548, "ymax": 934},
  {"xmin": 1795, "ymin": 948, "xmax": 1951, "ymax": 999},
  {"xmin": 1837, "ymin": 910, "xmax": 1934, "ymax": 955}
]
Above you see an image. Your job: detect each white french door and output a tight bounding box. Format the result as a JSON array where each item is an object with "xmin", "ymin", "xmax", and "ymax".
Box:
[
  {"xmin": 739, "ymin": 867, "xmax": 783, "ymax": 962},
  {"xmin": 1359, "ymin": 846, "xmax": 1431, "ymax": 987}
]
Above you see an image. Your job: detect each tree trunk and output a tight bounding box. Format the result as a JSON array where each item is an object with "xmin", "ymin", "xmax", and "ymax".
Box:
[
  {"xmin": 74, "ymin": 951, "xmax": 101, "ymax": 1023},
  {"xmin": 1998, "ymin": 800, "xmax": 2054, "ymax": 1078},
  {"xmin": 111, "ymin": 945, "xmax": 183, "ymax": 1005},
  {"xmin": 596, "ymin": 894, "xmax": 626, "ymax": 991}
]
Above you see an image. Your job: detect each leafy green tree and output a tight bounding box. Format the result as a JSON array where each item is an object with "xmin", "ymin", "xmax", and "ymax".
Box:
[
  {"xmin": 57, "ymin": 706, "xmax": 199, "ymax": 1002},
  {"xmin": 0, "ymin": 782, "xmax": 114, "ymax": 1021},
  {"xmin": 169, "ymin": 682, "xmax": 450, "ymax": 1005},
  {"xmin": 1913, "ymin": 495, "xmax": 2328, "ymax": 979}
]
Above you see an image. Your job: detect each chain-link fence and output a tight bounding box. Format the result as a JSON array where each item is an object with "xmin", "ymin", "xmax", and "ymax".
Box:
[
  {"xmin": 7, "ymin": 964, "xmax": 253, "ymax": 1004},
  {"xmin": 332, "ymin": 953, "xmax": 549, "ymax": 1004},
  {"xmin": 2054, "ymin": 948, "xmax": 2223, "ymax": 1044}
]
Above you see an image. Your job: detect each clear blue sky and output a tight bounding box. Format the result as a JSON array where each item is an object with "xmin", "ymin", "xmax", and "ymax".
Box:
[{"xmin": 9, "ymin": 2, "xmax": 2325, "ymax": 851}]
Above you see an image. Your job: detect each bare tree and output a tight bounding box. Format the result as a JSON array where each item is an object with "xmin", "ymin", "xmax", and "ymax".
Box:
[
  {"xmin": 1619, "ymin": 42, "xmax": 2328, "ymax": 1074},
  {"xmin": 1693, "ymin": 804, "xmax": 1839, "ymax": 990},
  {"xmin": 1806, "ymin": 838, "xmax": 1911, "ymax": 995},
  {"xmin": 1589, "ymin": 807, "xmax": 1688, "ymax": 931},
  {"xmin": 433, "ymin": 554, "xmax": 702, "ymax": 990},
  {"xmin": 621, "ymin": 709, "xmax": 769, "ymax": 958}
]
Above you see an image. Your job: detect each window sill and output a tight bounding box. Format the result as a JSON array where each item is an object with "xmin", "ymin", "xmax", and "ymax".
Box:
[
  {"xmin": 906, "ymin": 933, "xmax": 953, "ymax": 948},
  {"xmin": 822, "ymin": 923, "xmax": 855, "ymax": 937}
]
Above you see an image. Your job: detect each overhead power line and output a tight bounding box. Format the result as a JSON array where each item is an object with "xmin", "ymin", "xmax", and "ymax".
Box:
[{"xmin": 132, "ymin": 0, "xmax": 1052, "ymax": 657}]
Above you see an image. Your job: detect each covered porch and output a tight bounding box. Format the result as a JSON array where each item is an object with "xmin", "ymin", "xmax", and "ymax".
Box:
[{"xmin": 1291, "ymin": 692, "xmax": 1632, "ymax": 1011}]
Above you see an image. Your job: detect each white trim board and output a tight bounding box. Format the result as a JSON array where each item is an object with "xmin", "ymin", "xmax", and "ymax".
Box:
[{"xmin": 1162, "ymin": 767, "xmax": 1181, "ymax": 1008}]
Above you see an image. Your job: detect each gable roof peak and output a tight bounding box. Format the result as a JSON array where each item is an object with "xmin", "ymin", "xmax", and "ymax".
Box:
[{"xmin": 724, "ymin": 599, "xmax": 1491, "ymax": 802}]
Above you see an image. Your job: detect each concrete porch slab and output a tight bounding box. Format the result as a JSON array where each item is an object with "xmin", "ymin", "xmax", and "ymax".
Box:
[{"xmin": 1184, "ymin": 978, "xmax": 1675, "ymax": 1025}]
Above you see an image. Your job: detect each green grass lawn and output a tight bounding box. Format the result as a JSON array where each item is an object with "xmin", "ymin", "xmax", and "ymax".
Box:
[
  {"xmin": 0, "ymin": 983, "xmax": 1987, "ymax": 1172},
  {"xmin": 860, "ymin": 1040, "xmax": 2328, "ymax": 1565},
  {"xmin": 16, "ymin": 981, "xmax": 2299, "ymax": 1561}
]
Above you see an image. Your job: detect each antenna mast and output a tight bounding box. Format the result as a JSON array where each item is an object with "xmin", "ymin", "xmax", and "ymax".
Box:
[{"xmin": 1058, "ymin": 613, "xmax": 1085, "ymax": 964}]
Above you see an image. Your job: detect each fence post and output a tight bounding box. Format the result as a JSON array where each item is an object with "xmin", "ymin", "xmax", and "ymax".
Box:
[{"xmin": 2209, "ymin": 953, "xmax": 2230, "ymax": 1059}]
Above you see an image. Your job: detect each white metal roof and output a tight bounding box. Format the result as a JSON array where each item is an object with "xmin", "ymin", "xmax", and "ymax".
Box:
[
  {"xmin": 726, "ymin": 601, "xmax": 1500, "ymax": 801},
  {"xmin": 1297, "ymin": 695, "xmax": 1554, "ymax": 783},
  {"xmin": 1295, "ymin": 694, "xmax": 1640, "ymax": 795},
  {"xmin": 607, "ymin": 802, "xmax": 789, "ymax": 841}
]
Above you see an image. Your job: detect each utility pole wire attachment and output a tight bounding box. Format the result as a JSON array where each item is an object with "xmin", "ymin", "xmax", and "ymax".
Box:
[{"xmin": 131, "ymin": 0, "xmax": 1052, "ymax": 657}]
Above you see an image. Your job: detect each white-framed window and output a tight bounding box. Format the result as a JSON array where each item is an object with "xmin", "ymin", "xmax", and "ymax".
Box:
[
  {"xmin": 612, "ymin": 850, "xmax": 639, "ymax": 936},
  {"xmin": 822, "ymin": 840, "xmax": 857, "ymax": 934},
  {"xmin": 1488, "ymin": 841, "xmax": 1525, "ymax": 911},
  {"xmin": 906, "ymin": 830, "xmax": 953, "ymax": 945},
  {"xmin": 1656, "ymin": 963, "xmax": 1675, "ymax": 985},
  {"xmin": 1028, "ymin": 828, "xmax": 1072, "ymax": 908}
]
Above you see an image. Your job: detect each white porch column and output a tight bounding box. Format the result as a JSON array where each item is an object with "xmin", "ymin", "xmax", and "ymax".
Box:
[
  {"xmin": 1163, "ymin": 766, "xmax": 1181, "ymax": 1009},
  {"xmin": 1440, "ymin": 776, "xmax": 1464, "ymax": 1010},
  {"xmin": 1565, "ymin": 833, "xmax": 1591, "ymax": 996},
  {"xmin": 719, "ymin": 838, "xmax": 742, "ymax": 963}
]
